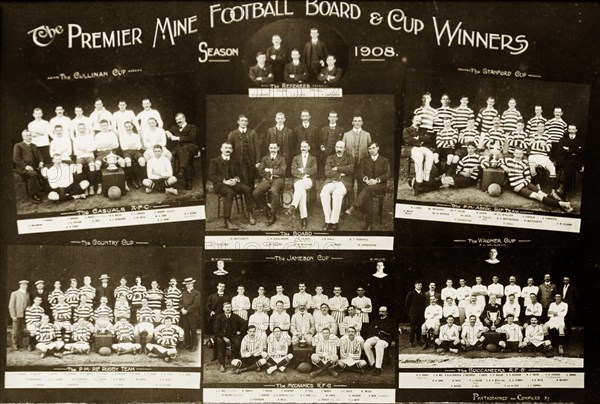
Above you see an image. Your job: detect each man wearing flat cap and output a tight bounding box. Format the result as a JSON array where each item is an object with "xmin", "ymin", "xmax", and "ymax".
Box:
[
  {"xmin": 97, "ymin": 274, "xmax": 114, "ymax": 307},
  {"xmin": 9, "ymin": 280, "xmax": 30, "ymax": 350},
  {"xmin": 181, "ymin": 277, "xmax": 201, "ymax": 352}
]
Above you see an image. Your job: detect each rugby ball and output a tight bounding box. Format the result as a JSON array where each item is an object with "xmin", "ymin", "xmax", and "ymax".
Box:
[
  {"xmin": 98, "ymin": 346, "xmax": 112, "ymax": 356},
  {"xmin": 296, "ymin": 362, "xmax": 312, "ymax": 373},
  {"xmin": 485, "ymin": 343, "xmax": 499, "ymax": 352},
  {"xmin": 487, "ymin": 183, "xmax": 502, "ymax": 197}
]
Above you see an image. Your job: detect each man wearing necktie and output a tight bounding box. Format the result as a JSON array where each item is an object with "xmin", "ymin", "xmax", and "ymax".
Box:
[
  {"xmin": 320, "ymin": 111, "xmax": 345, "ymax": 177},
  {"xmin": 342, "ymin": 115, "xmax": 372, "ymax": 202},
  {"xmin": 166, "ymin": 113, "xmax": 198, "ymax": 190},
  {"xmin": 253, "ymin": 142, "xmax": 287, "ymax": 226},
  {"xmin": 302, "ymin": 28, "xmax": 328, "ymax": 81},
  {"xmin": 288, "ymin": 141, "xmax": 317, "ymax": 230},
  {"xmin": 227, "ymin": 114, "xmax": 261, "ymax": 189},
  {"xmin": 555, "ymin": 124, "xmax": 584, "ymax": 199},
  {"xmin": 321, "ymin": 141, "xmax": 354, "ymax": 231},
  {"xmin": 180, "ymin": 278, "xmax": 201, "ymax": 352},
  {"xmin": 209, "ymin": 142, "xmax": 257, "ymax": 229},
  {"xmin": 561, "ymin": 277, "xmax": 579, "ymax": 343},
  {"xmin": 214, "ymin": 302, "xmax": 247, "ymax": 372},
  {"xmin": 284, "ymin": 49, "xmax": 309, "ymax": 83},
  {"xmin": 13, "ymin": 130, "xmax": 45, "ymax": 201},
  {"xmin": 248, "ymin": 51, "xmax": 274, "ymax": 84},
  {"xmin": 345, "ymin": 142, "xmax": 389, "ymax": 231},
  {"xmin": 266, "ymin": 112, "xmax": 293, "ymax": 171},
  {"xmin": 293, "ymin": 110, "xmax": 319, "ymax": 156},
  {"xmin": 538, "ymin": 274, "xmax": 557, "ymax": 321}
]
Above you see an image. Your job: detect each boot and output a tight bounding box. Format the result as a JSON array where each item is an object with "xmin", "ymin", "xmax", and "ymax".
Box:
[{"xmin": 248, "ymin": 211, "xmax": 256, "ymax": 225}]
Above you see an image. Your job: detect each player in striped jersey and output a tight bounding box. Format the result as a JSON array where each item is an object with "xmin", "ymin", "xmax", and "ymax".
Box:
[
  {"xmin": 351, "ymin": 287, "xmax": 372, "ymax": 338},
  {"xmin": 248, "ymin": 302, "xmax": 270, "ymax": 341},
  {"xmin": 92, "ymin": 296, "xmax": 114, "ymax": 323},
  {"xmin": 432, "ymin": 94, "xmax": 455, "ymax": 135},
  {"xmin": 453, "ymin": 96, "xmax": 474, "ymax": 133},
  {"xmin": 315, "ymin": 303, "xmax": 338, "ymax": 337},
  {"xmin": 35, "ymin": 315, "xmax": 64, "ymax": 358},
  {"xmin": 164, "ymin": 277, "xmax": 182, "ymax": 311},
  {"xmin": 114, "ymin": 294, "xmax": 131, "ymax": 320},
  {"xmin": 25, "ymin": 296, "xmax": 45, "ymax": 351},
  {"xmin": 413, "ymin": 92, "xmax": 436, "ymax": 133},
  {"xmin": 434, "ymin": 315, "xmax": 460, "ymax": 353},
  {"xmin": 135, "ymin": 298, "xmax": 155, "ymax": 353},
  {"xmin": 63, "ymin": 317, "xmax": 93, "ymax": 354},
  {"xmin": 130, "ymin": 276, "xmax": 147, "ymax": 320},
  {"xmin": 147, "ymin": 317, "xmax": 184, "ymax": 362},
  {"xmin": 340, "ymin": 305, "xmax": 362, "ymax": 336},
  {"xmin": 500, "ymin": 146, "xmax": 573, "ymax": 212},
  {"xmin": 310, "ymin": 327, "xmax": 340, "ymax": 378},
  {"xmin": 412, "ymin": 143, "xmax": 482, "ymax": 195},
  {"xmin": 500, "ymin": 98, "xmax": 522, "ymax": 135},
  {"xmin": 232, "ymin": 285, "xmax": 251, "ymax": 321},
  {"xmin": 435, "ymin": 117, "xmax": 459, "ymax": 175},
  {"xmin": 455, "ymin": 118, "xmax": 479, "ymax": 159},
  {"xmin": 74, "ymin": 295, "xmax": 93, "ymax": 322},
  {"xmin": 311, "ymin": 285, "xmax": 329, "ymax": 315},
  {"xmin": 475, "ymin": 96, "xmax": 499, "ymax": 134},
  {"xmin": 485, "ymin": 116, "xmax": 508, "ymax": 157},
  {"xmin": 146, "ymin": 280, "xmax": 164, "ymax": 321},
  {"xmin": 269, "ymin": 285, "xmax": 290, "ymax": 312},
  {"xmin": 252, "ymin": 286, "xmax": 271, "ymax": 314},
  {"xmin": 527, "ymin": 123, "xmax": 562, "ymax": 200},
  {"xmin": 546, "ymin": 107, "xmax": 568, "ymax": 147},
  {"xmin": 507, "ymin": 121, "xmax": 528, "ymax": 155},
  {"xmin": 265, "ymin": 327, "xmax": 293, "ymax": 374},
  {"xmin": 48, "ymin": 281, "xmax": 64, "ymax": 314},
  {"xmin": 113, "ymin": 316, "xmax": 142, "ymax": 354},
  {"xmin": 232, "ymin": 325, "xmax": 268, "ymax": 373},
  {"xmin": 52, "ymin": 294, "xmax": 72, "ymax": 342},
  {"xmin": 337, "ymin": 326, "xmax": 367, "ymax": 373},
  {"xmin": 292, "ymin": 283, "xmax": 312, "ymax": 312},
  {"xmin": 497, "ymin": 314, "xmax": 525, "ymax": 351},
  {"xmin": 328, "ymin": 286, "xmax": 349, "ymax": 327},
  {"xmin": 160, "ymin": 298, "xmax": 180, "ymax": 325},
  {"xmin": 64, "ymin": 278, "xmax": 80, "ymax": 317},
  {"xmin": 114, "ymin": 276, "xmax": 132, "ymax": 301},
  {"xmin": 523, "ymin": 316, "xmax": 552, "ymax": 352},
  {"xmin": 269, "ymin": 301, "xmax": 291, "ymax": 334},
  {"xmin": 525, "ymin": 105, "xmax": 547, "ymax": 138},
  {"xmin": 78, "ymin": 276, "xmax": 96, "ymax": 305},
  {"xmin": 460, "ymin": 315, "xmax": 485, "ymax": 350}
]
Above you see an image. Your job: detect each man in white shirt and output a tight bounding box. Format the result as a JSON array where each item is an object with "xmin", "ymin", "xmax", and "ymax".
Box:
[
  {"xmin": 112, "ymin": 101, "xmax": 139, "ymax": 136},
  {"xmin": 231, "ymin": 285, "xmax": 250, "ymax": 321},
  {"xmin": 460, "ymin": 315, "xmax": 485, "ymax": 350},
  {"xmin": 265, "ymin": 327, "xmax": 293, "ymax": 374},
  {"xmin": 487, "ymin": 275, "xmax": 504, "ymax": 303},
  {"xmin": 337, "ymin": 326, "xmax": 366, "ymax": 373},
  {"xmin": 504, "ymin": 276, "xmax": 522, "ymax": 302},
  {"xmin": 498, "ymin": 314, "xmax": 524, "ymax": 351},
  {"xmin": 543, "ymin": 294, "xmax": 568, "ymax": 354},
  {"xmin": 141, "ymin": 117, "xmax": 172, "ymax": 161},
  {"xmin": 248, "ymin": 303, "xmax": 270, "ymax": 341},
  {"xmin": 42, "ymin": 154, "xmax": 89, "ymax": 201},
  {"xmin": 523, "ymin": 316, "xmax": 551, "ymax": 352},
  {"xmin": 456, "ymin": 279, "xmax": 472, "ymax": 325},
  {"xmin": 314, "ymin": 303, "xmax": 337, "ymax": 337},
  {"xmin": 351, "ymin": 286, "xmax": 372, "ymax": 338},
  {"xmin": 441, "ymin": 279, "xmax": 457, "ymax": 304},
  {"xmin": 119, "ymin": 121, "xmax": 146, "ymax": 189},
  {"xmin": 269, "ymin": 285, "xmax": 290, "ymax": 311},
  {"xmin": 70, "ymin": 106, "xmax": 92, "ymax": 141},
  {"xmin": 269, "ymin": 301, "xmax": 290, "ymax": 334},
  {"xmin": 89, "ymin": 99, "xmax": 113, "ymax": 133},
  {"xmin": 502, "ymin": 294, "xmax": 521, "ymax": 324},
  {"xmin": 231, "ymin": 325, "xmax": 267, "ymax": 374},
  {"xmin": 137, "ymin": 98, "xmax": 163, "ymax": 136},
  {"xmin": 310, "ymin": 285, "xmax": 329, "ymax": 315},
  {"xmin": 471, "ymin": 276, "xmax": 489, "ymax": 309},
  {"xmin": 372, "ymin": 262, "xmax": 388, "ymax": 278},
  {"xmin": 340, "ymin": 305, "xmax": 362, "ymax": 336},
  {"xmin": 421, "ymin": 297, "xmax": 442, "ymax": 349},
  {"xmin": 521, "ymin": 278, "xmax": 539, "ymax": 307},
  {"xmin": 310, "ymin": 327, "xmax": 339, "ymax": 378},
  {"xmin": 48, "ymin": 106, "xmax": 72, "ymax": 141},
  {"xmin": 94, "ymin": 119, "xmax": 125, "ymax": 195},
  {"xmin": 251, "ymin": 286, "xmax": 271, "ymax": 314},
  {"xmin": 142, "ymin": 145, "xmax": 178, "ymax": 195},
  {"xmin": 524, "ymin": 293, "xmax": 543, "ymax": 324},
  {"xmin": 292, "ymin": 283, "xmax": 312, "ymax": 312},
  {"xmin": 74, "ymin": 122, "xmax": 97, "ymax": 195},
  {"xmin": 328, "ymin": 286, "xmax": 349, "ymax": 327},
  {"xmin": 27, "ymin": 107, "xmax": 51, "ymax": 163},
  {"xmin": 290, "ymin": 304, "xmax": 314, "ymax": 345},
  {"xmin": 287, "ymin": 141, "xmax": 317, "ymax": 230},
  {"xmin": 435, "ymin": 315, "xmax": 460, "ymax": 353},
  {"xmin": 49, "ymin": 125, "xmax": 72, "ymax": 162}
]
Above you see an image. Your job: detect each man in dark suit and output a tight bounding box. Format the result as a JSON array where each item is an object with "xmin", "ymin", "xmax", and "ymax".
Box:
[
  {"xmin": 320, "ymin": 111, "xmax": 345, "ymax": 178},
  {"xmin": 266, "ymin": 113, "xmax": 293, "ymax": 169},
  {"xmin": 206, "ymin": 282, "xmax": 228, "ymax": 361},
  {"xmin": 405, "ymin": 281, "xmax": 427, "ymax": 347},
  {"xmin": 287, "ymin": 141, "xmax": 317, "ymax": 230},
  {"xmin": 209, "ymin": 142, "xmax": 257, "ymax": 229},
  {"xmin": 293, "ymin": 110, "xmax": 319, "ymax": 155},
  {"xmin": 265, "ymin": 34, "xmax": 287, "ymax": 83},
  {"xmin": 303, "ymin": 28, "xmax": 328, "ymax": 81},
  {"xmin": 97, "ymin": 274, "xmax": 114, "ymax": 308},
  {"xmin": 284, "ymin": 49, "xmax": 309, "ymax": 83},
  {"xmin": 425, "ymin": 282, "xmax": 441, "ymax": 304},
  {"xmin": 227, "ymin": 114, "xmax": 261, "ymax": 189},
  {"xmin": 320, "ymin": 141, "xmax": 354, "ymax": 231},
  {"xmin": 252, "ymin": 142, "xmax": 287, "ymax": 226},
  {"xmin": 248, "ymin": 52, "xmax": 274, "ymax": 84},
  {"xmin": 180, "ymin": 277, "xmax": 202, "ymax": 352},
  {"xmin": 555, "ymin": 124, "xmax": 584, "ymax": 199},
  {"xmin": 561, "ymin": 276, "xmax": 579, "ymax": 342},
  {"xmin": 538, "ymin": 274, "xmax": 557, "ymax": 321},
  {"xmin": 166, "ymin": 113, "xmax": 198, "ymax": 190},
  {"xmin": 345, "ymin": 142, "xmax": 389, "ymax": 231},
  {"xmin": 342, "ymin": 115, "xmax": 372, "ymax": 201},
  {"xmin": 214, "ymin": 301, "xmax": 247, "ymax": 372},
  {"xmin": 13, "ymin": 129, "xmax": 44, "ymax": 201},
  {"xmin": 363, "ymin": 306, "xmax": 397, "ymax": 376},
  {"xmin": 317, "ymin": 55, "xmax": 343, "ymax": 84}
]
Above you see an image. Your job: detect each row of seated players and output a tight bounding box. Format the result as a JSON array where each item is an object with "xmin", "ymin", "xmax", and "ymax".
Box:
[
  {"xmin": 211, "ymin": 302, "xmax": 397, "ymax": 377},
  {"xmin": 421, "ymin": 294, "xmax": 569, "ymax": 354},
  {"xmin": 24, "ymin": 295, "xmax": 186, "ymax": 362},
  {"xmin": 13, "ymin": 116, "xmax": 197, "ymax": 201},
  {"xmin": 405, "ymin": 116, "xmax": 583, "ymax": 204}
]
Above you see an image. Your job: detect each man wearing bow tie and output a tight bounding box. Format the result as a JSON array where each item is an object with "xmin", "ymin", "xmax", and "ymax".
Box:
[
  {"xmin": 345, "ymin": 142, "xmax": 389, "ymax": 231},
  {"xmin": 209, "ymin": 142, "xmax": 257, "ymax": 229},
  {"xmin": 303, "ymin": 28, "xmax": 329, "ymax": 81},
  {"xmin": 249, "ymin": 51, "xmax": 274, "ymax": 84},
  {"xmin": 288, "ymin": 141, "xmax": 317, "ymax": 230},
  {"xmin": 555, "ymin": 124, "xmax": 584, "ymax": 199},
  {"xmin": 253, "ymin": 142, "xmax": 287, "ymax": 225},
  {"xmin": 266, "ymin": 112, "xmax": 293, "ymax": 170},
  {"xmin": 227, "ymin": 114, "xmax": 261, "ymax": 189},
  {"xmin": 166, "ymin": 113, "xmax": 198, "ymax": 190},
  {"xmin": 13, "ymin": 129, "xmax": 45, "ymax": 201},
  {"xmin": 342, "ymin": 115, "xmax": 372, "ymax": 201}
]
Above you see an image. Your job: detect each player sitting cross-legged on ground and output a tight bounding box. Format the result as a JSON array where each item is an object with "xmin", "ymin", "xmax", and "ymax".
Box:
[
  {"xmin": 265, "ymin": 326, "xmax": 293, "ymax": 374},
  {"xmin": 434, "ymin": 315, "xmax": 460, "ymax": 353},
  {"xmin": 142, "ymin": 145, "xmax": 178, "ymax": 195},
  {"xmin": 460, "ymin": 315, "xmax": 486, "ymax": 350},
  {"xmin": 232, "ymin": 324, "xmax": 268, "ymax": 374},
  {"xmin": 337, "ymin": 326, "xmax": 367, "ymax": 374},
  {"xmin": 35, "ymin": 315, "xmax": 64, "ymax": 358},
  {"xmin": 146, "ymin": 317, "xmax": 184, "ymax": 363},
  {"xmin": 112, "ymin": 316, "xmax": 142, "ymax": 355}
]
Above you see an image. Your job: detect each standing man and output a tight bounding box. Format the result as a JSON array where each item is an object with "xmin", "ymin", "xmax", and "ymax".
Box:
[
  {"xmin": 500, "ymin": 98, "xmax": 523, "ymax": 135},
  {"xmin": 209, "ymin": 142, "xmax": 257, "ymax": 229},
  {"xmin": 180, "ymin": 277, "xmax": 201, "ymax": 352},
  {"xmin": 97, "ymin": 274, "xmax": 113, "ymax": 308},
  {"xmin": 166, "ymin": 113, "xmax": 198, "ymax": 190},
  {"xmin": 136, "ymin": 98, "xmax": 163, "ymax": 136},
  {"xmin": 13, "ymin": 130, "xmax": 44, "ymax": 201},
  {"xmin": 253, "ymin": 142, "xmax": 287, "ymax": 225},
  {"xmin": 546, "ymin": 107, "xmax": 568, "ymax": 147},
  {"xmin": 227, "ymin": 114, "xmax": 261, "ymax": 189},
  {"xmin": 287, "ymin": 141, "xmax": 317, "ymax": 229},
  {"xmin": 321, "ymin": 141, "xmax": 354, "ymax": 231},
  {"xmin": 351, "ymin": 286, "xmax": 372, "ymax": 339},
  {"xmin": 265, "ymin": 34, "xmax": 287, "ymax": 83},
  {"xmin": 320, "ymin": 111, "xmax": 345, "ymax": 174},
  {"xmin": 413, "ymin": 92, "xmax": 435, "ymax": 134},
  {"xmin": 539, "ymin": 274, "xmax": 557, "ymax": 321},
  {"xmin": 214, "ymin": 302, "xmax": 247, "ymax": 372},
  {"xmin": 328, "ymin": 286, "xmax": 349, "ymax": 329},
  {"xmin": 303, "ymin": 27, "xmax": 328, "ymax": 81},
  {"xmin": 342, "ymin": 114, "xmax": 372, "ymax": 201},
  {"xmin": 292, "ymin": 283, "xmax": 312, "ymax": 311},
  {"xmin": 266, "ymin": 113, "xmax": 293, "ymax": 167},
  {"xmin": 561, "ymin": 277, "xmax": 579, "ymax": 342},
  {"xmin": 475, "ymin": 96, "xmax": 499, "ymax": 134},
  {"xmin": 294, "ymin": 110, "xmax": 319, "ymax": 154},
  {"xmin": 405, "ymin": 281, "xmax": 426, "ymax": 347},
  {"xmin": 27, "ymin": 108, "xmax": 51, "ymax": 164},
  {"xmin": 112, "ymin": 101, "xmax": 139, "ymax": 136},
  {"xmin": 363, "ymin": 306, "xmax": 396, "ymax": 375},
  {"xmin": 48, "ymin": 106, "xmax": 72, "ymax": 141},
  {"xmin": 555, "ymin": 124, "xmax": 584, "ymax": 199},
  {"xmin": 9, "ymin": 280, "xmax": 30, "ymax": 350},
  {"xmin": 345, "ymin": 142, "xmax": 389, "ymax": 231},
  {"xmin": 453, "ymin": 96, "xmax": 474, "ymax": 133},
  {"xmin": 89, "ymin": 99, "xmax": 114, "ymax": 133},
  {"xmin": 525, "ymin": 105, "xmax": 547, "ymax": 139},
  {"xmin": 206, "ymin": 282, "xmax": 227, "ymax": 361},
  {"xmin": 269, "ymin": 300, "xmax": 291, "ymax": 334}
]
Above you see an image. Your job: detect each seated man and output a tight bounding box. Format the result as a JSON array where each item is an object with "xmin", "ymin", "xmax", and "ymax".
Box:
[
  {"xmin": 321, "ymin": 141, "xmax": 354, "ymax": 231},
  {"xmin": 252, "ymin": 142, "xmax": 286, "ymax": 226},
  {"xmin": 142, "ymin": 145, "xmax": 178, "ymax": 195},
  {"xmin": 160, "ymin": 298, "xmax": 180, "ymax": 325},
  {"xmin": 497, "ymin": 314, "xmax": 525, "ymax": 351},
  {"xmin": 63, "ymin": 317, "xmax": 93, "ymax": 355},
  {"xmin": 208, "ymin": 142, "xmax": 257, "ymax": 230},
  {"xmin": 249, "ymin": 51, "xmax": 274, "ymax": 84},
  {"xmin": 214, "ymin": 302, "xmax": 247, "ymax": 372},
  {"xmin": 52, "ymin": 294, "xmax": 73, "ymax": 343},
  {"xmin": 340, "ymin": 305, "xmax": 362, "ymax": 336},
  {"xmin": 310, "ymin": 327, "xmax": 340, "ymax": 378},
  {"xmin": 13, "ymin": 129, "xmax": 45, "ymax": 201},
  {"xmin": 114, "ymin": 295, "xmax": 131, "ymax": 321},
  {"xmin": 317, "ymin": 54, "xmax": 343, "ymax": 84},
  {"xmin": 141, "ymin": 117, "xmax": 172, "ymax": 161},
  {"xmin": 500, "ymin": 146, "xmax": 572, "ymax": 212},
  {"xmin": 404, "ymin": 115, "xmax": 436, "ymax": 188},
  {"xmin": 42, "ymin": 154, "xmax": 89, "ymax": 201},
  {"xmin": 502, "ymin": 294, "xmax": 521, "ymax": 324},
  {"xmin": 314, "ymin": 303, "xmax": 337, "ymax": 337},
  {"xmin": 25, "ymin": 296, "xmax": 45, "ymax": 350},
  {"xmin": 434, "ymin": 117, "xmax": 459, "ymax": 175},
  {"xmin": 291, "ymin": 304, "xmax": 315, "ymax": 345},
  {"xmin": 93, "ymin": 314, "xmax": 115, "ymax": 349},
  {"xmin": 524, "ymin": 293, "xmax": 543, "ymax": 325},
  {"xmin": 345, "ymin": 142, "xmax": 389, "ymax": 231},
  {"xmin": 480, "ymin": 294, "xmax": 503, "ymax": 331},
  {"xmin": 441, "ymin": 297, "xmax": 460, "ymax": 326},
  {"xmin": 119, "ymin": 121, "xmax": 146, "ymax": 189},
  {"xmin": 364, "ymin": 306, "xmax": 396, "ymax": 376},
  {"xmin": 265, "ymin": 327, "xmax": 293, "ymax": 374},
  {"xmin": 287, "ymin": 141, "xmax": 317, "ymax": 230},
  {"xmin": 527, "ymin": 122, "xmax": 561, "ymax": 200},
  {"xmin": 94, "ymin": 119, "xmax": 125, "ymax": 195},
  {"xmin": 231, "ymin": 325, "xmax": 268, "ymax": 374},
  {"xmin": 35, "ymin": 315, "xmax": 64, "ymax": 358},
  {"xmin": 543, "ymin": 294, "xmax": 569, "ymax": 354},
  {"xmin": 112, "ymin": 316, "xmax": 142, "ymax": 355},
  {"xmin": 284, "ymin": 49, "xmax": 309, "ymax": 83},
  {"xmin": 523, "ymin": 316, "xmax": 552, "ymax": 352},
  {"xmin": 147, "ymin": 317, "xmax": 184, "ymax": 363},
  {"xmin": 435, "ymin": 315, "xmax": 460, "ymax": 353},
  {"xmin": 421, "ymin": 297, "xmax": 442, "ymax": 349},
  {"xmin": 460, "ymin": 315, "xmax": 486, "ymax": 350},
  {"xmin": 49, "ymin": 125, "xmax": 72, "ymax": 162},
  {"xmin": 166, "ymin": 113, "xmax": 198, "ymax": 190},
  {"xmin": 337, "ymin": 326, "xmax": 367, "ymax": 374}
]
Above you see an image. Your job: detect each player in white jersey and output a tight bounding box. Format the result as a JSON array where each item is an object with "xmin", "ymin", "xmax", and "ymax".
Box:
[
  {"xmin": 314, "ymin": 303, "xmax": 338, "ymax": 336},
  {"xmin": 337, "ymin": 326, "xmax": 367, "ymax": 373},
  {"xmin": 269, "ymin": 301, "xmax": 291, "ymax": 334},
  {"xmin": 504, "ymin": 276, "xmax": 522, "ymax": 300},
  {"xmin": 265, "ymin": 327, "xmax": 293, "ymax": 374},
  {"xmin": 432, "ymin": 94, "xmax": 455, "ymax": 135},
  {"xmin": 49, "ymin": 125, "xmax": 73, "ymax": 162},
  {"xmin": 471, "ymin": 276, "xmax": 489, "ymax": 309},
  {"xmin": 502, "ymin": 294, "xmax": 521, "ymax": 324},
  {"xmin": 310, "ymin": 285, "xmax": 329, "ymax": 315},
  {"xmin": 421, "ymin": 297, "xmax": 442, "ymax": 349},
  {"xmin": 464, "ymin": 296, "xmax": 484, "ymax": 328},
  {"xmin": 487, "ymin": 275, "xmax": 504, "ymax": 302},
  {"xmin": 310, "ymin": 327, "xmax": 340, "ymax": 378},
  {"xmin": 328, "ymin": 286, "xmax": 349, "ymax": 326},
  {"xmin": 543, "ymin": 294, "xmax": 568, "ymax": 354},
  {"xmin": 119, "ymin": 120, "xmax": 146, "ymax": 189},
  {"xmin": 42, "ymin": 154, "xmax": 89, "ymax": 201},
  {"xmin": 435, "ymin": 316, "xmax": 460, "ymax": 353},
  {"xmin": 28, "ymin": 107, "xmax": 51, "ymax": 163},
  {"xmin": 112, "ymin": 101, "xmax": 139, "ymax": 136},
  {"xmin": 137, "ymin": 98, "xmax": 163, "ymax": 135},
  {"xmin": 232, "ymin": 325, "xmax": 267, "ymax": 373},
  {"xmin": 498, "ymin": 314, "xmax": 525, "ymax": 351},
  {"xmin": 248, "ymin": 303, "xmax": 270, "ymax": 341},
  {"xmin": 252, "ymin": 286, "xmax": 271, "ymax": 313},
  {"xmin": 340, "ymin": 305, "xmax": 362, "ymax": 336},
  {"xmin": 460, "ymin": 315, "xmax": 485, "ymax": 350},
  {"xmin": 231, "ymin": 285, "xmax": 251, "ymax": 321},
  {"xmin": 89, "ymin": 99, "xmax": 114, "ymax": 133},
  {"xmin": 456, "ymin": 279, "xmax": 472, "ymax": 325},
  {"xmin": 48, "ymin": 106, "xmax": 72, "ymax": 140},
  {"xmin": 351, "ymin": 286, "xmax": 372, "ymax": 334},
  {"xmin": 523, "ymin": 316, "xmax": 552, "ymax": 352},
  {"xmin": 270, "ymin": 285, "xmax": 291, "ymax": 311},
  {"xmin": 141, "ymin": 117, "xmax": 172, "ymax": 161},
  {"xmin": 442, "ymin": 297, "xmax": 460, "ymax": 326},
  {"xmin": 73, "ymin": 122, "xmax": 99, "ymax": 195},
  {"xmin": 70, "ymin": 106, "xmax": 92, "ymax": 141},
  {"xmin": 441, "ymin": 279, "xmax": 457, "ymax": 304},
  {"xmin": 142, "ymin": 145, "xmax": 178, "ymax": 195}
]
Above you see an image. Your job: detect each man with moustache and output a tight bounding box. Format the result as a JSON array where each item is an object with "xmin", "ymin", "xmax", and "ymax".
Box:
[
  {"xmin": 287, "ymin": 141, "xmax": 318, "ymax": 230},
  {"xmin": 405, "ymin": 281, "xmax": 426, "ymax": 347},
  {"xmin": 166, "ymin": 113, "xmax": 198, "ymax": 190},
  {"xmin": 293, "ymin": 110, "xmax": 319, "ymax": 154},
  {"xmin": 253, "ymin": 142, "xmax": 287, "ymax": 225},
  {"xmin": 266, "ymin": 113, "xmax": 293, "ymax": 168},
  {"xmin": 284, "ymin": 49, "xmax": 309, "ymax": 83},
  {"xmin": 321, "ymin": 141, "xmax": 354, "ymax": 231},
  {"xmin": 180, "ymin": 277, "xmax": 201, "ymax": 352},
  {"xmin": 538, "ymin": 274, "xmax": 557, "ymax": 321},
  {"xmin": 320, "ymin": 111, "xmax": 345, "ymax": 175},
  {"xmin": 363, "ymin": 306, "xmax": 396, "ymax": 375},
  {"xmin": 13, "ymin": 130, "xmax": 45, "ymax": 201},
  {"xmin": 214, "ymin": 302, "xmax": 247, "ymax": 372},
  {"xmin": 342, "ymin": 114, "xmax": 372, "ymax": 201},
  {"xmin": 227, "ymin": 114, "xmax": 261, "ymax": 189}
]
